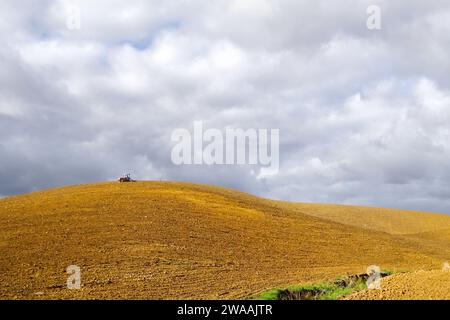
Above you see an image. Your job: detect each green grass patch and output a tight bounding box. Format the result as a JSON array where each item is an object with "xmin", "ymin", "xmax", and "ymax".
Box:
[
  {"xmin": 255, "ymin": 282, "xmax": 365, "ymax": 300},
  {"xmin": 257, "ymin": 289, "xmax": 282, "ymax": 300},
  {"xmin": 254, "ymin": 272, "xmax": 394, "ymax": 300}
]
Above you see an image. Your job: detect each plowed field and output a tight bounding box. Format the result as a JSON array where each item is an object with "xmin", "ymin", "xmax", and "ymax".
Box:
[{"xmin": 1, "ymin": 182, "xmax": 449, "ymax": 299}]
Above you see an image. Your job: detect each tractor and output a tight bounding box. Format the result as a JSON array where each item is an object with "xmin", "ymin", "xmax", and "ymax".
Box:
[{"xmin": 118, "ymin": 174, "xmax": 136, "ymax": 183}]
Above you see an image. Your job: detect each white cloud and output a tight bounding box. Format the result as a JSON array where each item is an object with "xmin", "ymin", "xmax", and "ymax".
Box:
[{"xmin": 1, "ymin": 1, "xmax": 450, "ymax": 213}]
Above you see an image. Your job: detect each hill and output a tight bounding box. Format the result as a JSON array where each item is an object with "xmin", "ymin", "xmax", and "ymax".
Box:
[{"xmin": 0, "ymin": 182, "xmax": 449, "ymax": 299}]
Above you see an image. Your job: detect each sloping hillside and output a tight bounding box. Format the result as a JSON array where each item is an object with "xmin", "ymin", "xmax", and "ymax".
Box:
[
  {"xmin": 0, "ymin": 182, "xmax": 449, "ymax": 299},
  {"xmin": 276, "ymin": 202, "xmax": 450, "ymax": 235}
]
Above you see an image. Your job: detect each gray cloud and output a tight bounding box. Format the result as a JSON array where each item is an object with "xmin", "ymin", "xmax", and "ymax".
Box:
[{"xmin": 1, "ymin": 1, "xmax": 450, "ymax": 213}]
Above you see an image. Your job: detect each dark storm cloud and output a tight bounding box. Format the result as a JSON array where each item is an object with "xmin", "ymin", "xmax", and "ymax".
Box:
[{"xmin": 1, "ymin": 0, "xmax": 450, "ymax": 213}]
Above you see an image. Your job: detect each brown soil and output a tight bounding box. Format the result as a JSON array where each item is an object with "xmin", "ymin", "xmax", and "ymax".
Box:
[
  {"xmin": 0, "ymin": 182, "xmax": 449, "ymax": 299},
  {"xmin": 346, "ymin": 270, "xmax": 450, "ymax": 300}
]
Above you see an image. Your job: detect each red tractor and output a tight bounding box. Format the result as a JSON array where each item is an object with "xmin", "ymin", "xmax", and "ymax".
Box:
[{"xmin": 118, "ymin": 174, "xmax": 136, "ymax": 183}]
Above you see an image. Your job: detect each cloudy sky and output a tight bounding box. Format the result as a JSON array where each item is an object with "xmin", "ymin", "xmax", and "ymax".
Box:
[{"xmin": 1, "ymin": 0, "xmax": 450, "ymax": 213}]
